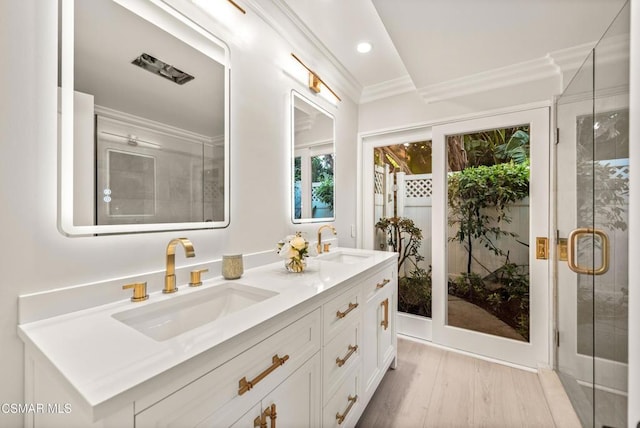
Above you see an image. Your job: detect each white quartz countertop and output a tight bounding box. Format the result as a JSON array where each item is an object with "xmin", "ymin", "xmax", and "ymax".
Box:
[{"xmin": 18, "ymin": 248, "xmax": 396, "ymax": 421}]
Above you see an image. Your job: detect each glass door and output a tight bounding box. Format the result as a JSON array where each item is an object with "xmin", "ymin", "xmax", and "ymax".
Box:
[
  {"xmin": 362, "ymin": 127, "xmax": 433, "ymax": 341},
  {"xmin": 431, "ymin": 108, "xmax": 550, "ymax": 368},
  {"xmin": 556, "ymin": 3, "xmax": 629, "ymax": 427}
]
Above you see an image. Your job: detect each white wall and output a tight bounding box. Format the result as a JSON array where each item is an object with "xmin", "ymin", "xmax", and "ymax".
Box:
[{"xmin": 0, "ymin": 1, "xmax": 357, "ymax": 426}]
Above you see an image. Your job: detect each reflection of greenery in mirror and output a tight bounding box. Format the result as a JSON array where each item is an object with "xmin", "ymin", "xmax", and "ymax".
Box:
[
  {"xmin": 291, "ymin": 91, "xmax": 335, "ymax": 223},
  {"xmin": 312, "ymin": 154, "xmax": 334, "ymax": 216},
  {"xmin": 59, "ymin": 0, "xmax": 229, "ymax": 234}
]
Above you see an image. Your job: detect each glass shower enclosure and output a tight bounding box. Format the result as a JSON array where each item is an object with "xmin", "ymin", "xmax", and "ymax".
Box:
[{"xmin": 555, "ymin": 2, "xmax": 629, "ymax": 427}]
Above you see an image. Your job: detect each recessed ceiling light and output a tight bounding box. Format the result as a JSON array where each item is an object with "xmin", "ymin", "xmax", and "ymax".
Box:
[{"xmin": 356, "ymin": 41, "xmax": 373, "ymax": 54}]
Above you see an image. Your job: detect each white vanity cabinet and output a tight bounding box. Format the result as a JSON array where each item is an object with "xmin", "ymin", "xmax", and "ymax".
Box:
[
  {"xmin": 362, "ymin": 265, "xmax": 397, "ymax": 402},
  {"xmin": 228, "ymin": 354, "xmax": 321, "ymax": 428},
  {"xmin": 321, "ymin": 284, "xmax": 363, "ymax": 427},
  {"xmin": 320, "ymin": 261, "xmax": 397, "ymax": 428},
  {"xmin": 135, "ymin": 309, "xmax": 321, "ymax": 428},
  {"xmin": 20, "ymin": 250, "xmax": 397, "ymax": 428}
]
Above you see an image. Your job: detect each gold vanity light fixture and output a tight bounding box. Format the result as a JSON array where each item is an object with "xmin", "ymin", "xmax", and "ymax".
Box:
[{"xmin": 291, "ymin": 53, "xmax": 342, "ymax": 102}]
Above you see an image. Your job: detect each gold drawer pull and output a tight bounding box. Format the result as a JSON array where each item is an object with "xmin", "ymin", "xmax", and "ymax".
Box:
[
  {"xmin": 381, "ymin": 298, "xmax": 389, "ymax": 330},
  {"xmin": 336, "ymin": 394, "xmax": 358, "ymax": 425},
  {"xmin": 336, "ymin": 302, "xmax": 358, "ymax": 319},
  {"xmin": 336, "ymin": 344, "xmax": 358, "ymax": 367},
  {"xmin": 376, "ymin": 278, "xmax": 391, "ymax": 289},
  {"xmin": 254, "ymin": 414, "xmax": 266, "ymax": 428},
  {"xmin": 264, "ymin": 404, "xmax": 277, "ymax": 428},
  {"xmin": 239, "ymin": 354, "xmax": 289, "ymax": 396}
]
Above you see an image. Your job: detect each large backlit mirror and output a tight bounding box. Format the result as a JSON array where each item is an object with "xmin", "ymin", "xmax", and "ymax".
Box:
[
  {"xmin": 291, "ymin": 91, "xmax": 335, "ymax": 223},
  {"xmin": 58, "ymin": 0, "xmax": 229, "ymax": 235}
]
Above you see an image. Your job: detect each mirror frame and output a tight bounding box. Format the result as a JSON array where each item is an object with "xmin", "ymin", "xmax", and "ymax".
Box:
[
  {"xmin": 59, "ymin": 0, "xmax": 230, "ymax": 236},
  {"xmin": 290, "ymin": 90, "xmax": 336, "ymax": 224}
]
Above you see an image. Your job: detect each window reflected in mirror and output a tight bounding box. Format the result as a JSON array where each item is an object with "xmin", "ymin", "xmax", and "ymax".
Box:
[{"xmin": 291, "ymin": 91, "xmax": 335, "ymax": 223}]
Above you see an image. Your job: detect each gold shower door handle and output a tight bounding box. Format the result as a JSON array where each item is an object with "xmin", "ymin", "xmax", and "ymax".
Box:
[{"xmin": 566, "ymin": 227, "xmax": 610, "ymax": 275}]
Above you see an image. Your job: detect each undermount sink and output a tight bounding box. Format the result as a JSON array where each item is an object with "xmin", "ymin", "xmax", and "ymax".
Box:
[
  {"xmin": 318, "ymin": 251, "xmax": 372, "ymax": 265},
  {"xmin": 112, "ymin": 283, "xmax": 278, "ymax": 341}
]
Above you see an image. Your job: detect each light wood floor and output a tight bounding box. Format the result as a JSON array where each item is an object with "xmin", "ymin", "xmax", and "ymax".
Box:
[{"xmin": 356, "ymin": 338, "xmax": 558, "ymax": 428}]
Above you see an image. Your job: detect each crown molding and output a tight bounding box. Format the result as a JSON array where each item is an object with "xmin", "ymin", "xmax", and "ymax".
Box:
[
  {"xmin": 548, "ymin": 41, "xmax": 596, "ymax": 79},
  {"xmin": 358, "ymin": 39, "xmax": 628, "ymax": 106},
  {"xmin": 359, "ymin": 75, "xmax": 416, "ymax": 104},
  {"xmin": 244, "ymin": 0, "xmax": 363, "ymax": 103},
  {"xmin": 417, "ymin": 55, "xmax": 559, "ymax": 104}
]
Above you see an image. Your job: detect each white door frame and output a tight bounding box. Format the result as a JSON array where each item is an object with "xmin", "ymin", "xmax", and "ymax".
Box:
[{"xmin": 431, "ymin": 107, "xmax": 550, "ymax": 368}]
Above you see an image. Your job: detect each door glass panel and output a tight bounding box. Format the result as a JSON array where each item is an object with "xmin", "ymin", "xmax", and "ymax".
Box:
[
  {"xmin": 374, "ymin": 142, "xmax": 432, "ymax": 319},
  {"xmin": 556, "ymin": 2, "xmax": 629, "ymax": 426},
  {"xmin": 591, "ymin": 2, "xmax": 629, "ymax": 426},
  {"xmin": 446, "ymin": 126, "xmax": 530, "ymax": 341}
]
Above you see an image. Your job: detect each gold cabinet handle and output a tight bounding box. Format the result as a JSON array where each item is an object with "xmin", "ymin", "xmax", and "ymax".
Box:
[
  {"xmin": 336, "ymin": 344, "xmax": 358, "ymax": 367},
  {"xmin": 336, "ymin": 302, "xmax": 358, "ymax": 319},
  {"xmin": 567, "ymin": 227, "xmax": 610, "ymax": 275},
  {"xmin": 380, "ymin": 298, "xmax": 389, "ymax": 330},
  {"xmin": 264, "ymin": 404, "xmax": 277, "ymax": 428},
  {"xmin": 376, "ymin": 278, "xmax": 391, "ymax": 289},
  {"xmin": 254, "ymin": 414, "xmax": 267, "ymax": 428},
  {"xmin": 239, "ymin": 354, "xmax": 289, "ymax": 396},
  {"xmin": 122, "ymin": 282, "xmax": 148, "ymax": 302},
  {"xmin": 336, "ymin": 395, "xmax": 358, "ymax": 425}
]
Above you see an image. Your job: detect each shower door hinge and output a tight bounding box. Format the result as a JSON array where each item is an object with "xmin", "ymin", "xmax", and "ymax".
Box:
[{"xmin": 555, "ymin": 128, "xmax": 560, "ymax": 145}]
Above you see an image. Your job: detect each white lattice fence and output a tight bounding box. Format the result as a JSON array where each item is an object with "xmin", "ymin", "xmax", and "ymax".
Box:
[
  {"xmin": 405, "ymin": 177, "xmax": 433, "ymax": 198},
  {"xmin": 391, "ymin": 172, "xmax": 530, "ymax": 276},
  {"xmin": 374, "ymin": 167, "xmax": 385, "ymax": 195}
]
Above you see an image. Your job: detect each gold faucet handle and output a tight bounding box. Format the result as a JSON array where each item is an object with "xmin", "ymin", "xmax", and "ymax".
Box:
[
  {"xmin": 323, "ymin": 242, "xmax": 331, "ymax": 253},
  {"xmin": 122, "ymin": 282, "xmax": 148, "ymax": 302},
  {"xmin": 189, "ymin": 269, "xmax": 209, "ymax": 287}
]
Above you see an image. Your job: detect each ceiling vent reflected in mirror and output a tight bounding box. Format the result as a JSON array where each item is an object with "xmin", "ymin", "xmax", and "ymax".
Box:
[{"xmin": 131, "ymin": 53, "xmax": 195, "ymax": 85}]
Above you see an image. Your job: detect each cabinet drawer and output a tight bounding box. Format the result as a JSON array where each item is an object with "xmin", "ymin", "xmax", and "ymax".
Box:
[
  {"xmin": 362, "ymin": 265, "xmax": 396, "ymax": 301},
  {"xmin": 135, "ymin": 308, "xmax": 321, "ymax": 428},
  {"xmin": 323, "ymin": 285, "xmax": 362, "ymax": 344},
  {"xmin": 323, "ymin": 320, "xmax": 360, "ymax": 402},
  {"xmin": 323, "ymin": 369, "xmax": 360, "ymax": 428}
]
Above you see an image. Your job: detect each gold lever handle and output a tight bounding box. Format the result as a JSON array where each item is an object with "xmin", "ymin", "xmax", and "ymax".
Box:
[
  {"xmin": 381, "ymin": 298, "xmax": 389, "ymax": 330},
  {"xmin": 189, "ymin": 268, "xmax": 209, "ymax": 287},
  {"xmin": 122, "ymin": 282, "xmax": 148, "ymax": 302},
  {"xmin": 336, "ymin": 302, "xmax": 358, "ymax": 319},
  {"xmin": 336, "ymin": 395, "xmax": 358, "ymax": 425},
  {"xmin": 376, "ymin": 278, "xmax": 391, "ymax": 289},
  {"xmin": 238, "ymin": 354, "xmax": 290, "ymax": 395},
  {"xmin": 336, "ymin": 345, "xmax": 358, "ymax": 367},
  {"xmin": 567, "ymin": 228, "xmax": 610, "ymax": 275},
  {"xmin": 264, "ymin": 404, "xmax": 277, "ymax": 428}
]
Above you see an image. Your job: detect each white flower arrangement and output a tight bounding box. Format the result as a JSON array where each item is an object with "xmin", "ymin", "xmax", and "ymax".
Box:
[{"xmin": 277, "ymin": 232, "xmax": 309, "ymax": 272}]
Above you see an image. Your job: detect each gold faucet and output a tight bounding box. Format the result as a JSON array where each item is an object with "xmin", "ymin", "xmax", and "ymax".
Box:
[
  {"xmin": 317, "ymin": 225, "xmax": 337, "ymax": 254},
  {"xmin": 164, "ymin": 238, "xmax": 195, "ymax": 294}
]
